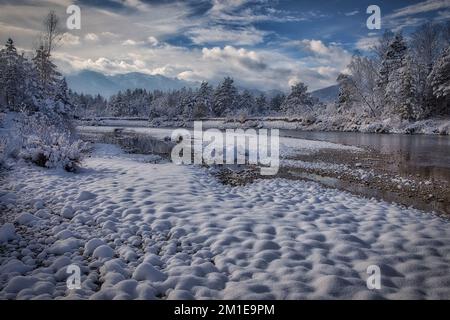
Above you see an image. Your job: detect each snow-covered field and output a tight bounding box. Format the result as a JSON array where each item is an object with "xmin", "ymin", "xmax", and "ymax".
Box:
[{"xmin": 1, "ymin": 142, "xmax": 450, "ymax": 300}]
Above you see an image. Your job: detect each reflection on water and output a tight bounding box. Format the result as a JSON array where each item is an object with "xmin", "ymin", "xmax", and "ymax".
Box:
[
  {"xmin": 80, "ymin": 130, "xmax": 173, "ymax": 156},
  {"xmin": 281, "ymin": 130, "xmax": 450, "ymax": 182}
]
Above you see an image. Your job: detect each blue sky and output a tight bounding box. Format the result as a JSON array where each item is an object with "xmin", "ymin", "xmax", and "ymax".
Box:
[{"xmin": 0, "ymin": 0, "xmax": 449, "ymax": 91}]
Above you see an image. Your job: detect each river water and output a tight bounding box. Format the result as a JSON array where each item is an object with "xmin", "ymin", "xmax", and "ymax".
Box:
[{"xmin": 281, "ymin": 130, "xmax": 450, "ymax": 182}]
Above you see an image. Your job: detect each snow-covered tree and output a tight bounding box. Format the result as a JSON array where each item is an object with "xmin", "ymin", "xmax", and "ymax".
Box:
[
  {"xmin": 212, "ymin": 77, "xmax": 237, "ymax": 117},
  {"xmin": 336, "ymin": 73, "xmax": 357, "ymax": 113},
  {"xmin": 378, "ymin": 33, "xmax": 415, "ymax": 118},
  {"xmin": 0, "ymin": 38, "xmax": 39, "ymax": 112},
  {"xmin": 372, "ymin": 30, "xmax": 395, "ymax": 67},
  {"xmin": 281, "ymin": 82, "xmax": 315, "ymax": 116},
  {"xmin": 391, "ymin": 55, "xmax": 419, "ymax": 120},
  {"xmin": 269, "ymin": 93, "xmax": 285, "ymax": 114},
  {"xmin": 108, "ymin": 91, "xmax": 127, "ymax": 116},
  {"xmin": 378, "ymin": 33, "xmax": 407, "ymax": 91},
  {"xmin": 254, "ymin": 93, "xmax": 268, "ymax": 116},
  {"xmin": 192, "ymin": 81, "xmax": 213, "ymax": 118},
  {"xmin": 235, "ymin": 90, "xmax": 254, "ymax": 116},
  {"xmin": 428, "ymin": 46, "xmax": 450, "ymax": 115},
  {"xmin": 347, "ymin": 54, "xmax": 379, "ymax": 117}
]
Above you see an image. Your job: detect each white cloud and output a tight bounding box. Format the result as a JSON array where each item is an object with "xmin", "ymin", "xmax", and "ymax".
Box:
[
  {"xmin": 302, "ymin": 39, "xmax": 330, "ymax": 55},
  {"xmin": 355, "ymin": 36, "xmax": 379, "ymax": 51},
  {"xmin": 147, "ymin": 36, "xmax": 159, "ymax": 46},
  {"xmin": 85, "ymin": 33, "xmax": 99, "ymax": 41},
  {"xmin": 389, "ymin": 0, "xmax": 450, "ymax": 18},
  {"xmin": 60, "ymin": 33, "xmax": 80, "ymax": 46},
  {"xmin": 188, "ymin": 25, "xmax": 267, "ymax": 45},
  {"xmin": 294, "ymin": 39, "xmax": 351, "ymax": 62},
  {"xmin": 0, "ymin": 0, "xmax": 355, "ymax": 92},
  {"xmin": 122, "ymin": 39, "xmax": 141, "ymax": 46},
  {"xmin": 385, "ymin": 0, "xmax": 450, "ymax": 30},
  {"xmin": 344, "ymin": 10, "xmax": 359, "ymax": 16}
]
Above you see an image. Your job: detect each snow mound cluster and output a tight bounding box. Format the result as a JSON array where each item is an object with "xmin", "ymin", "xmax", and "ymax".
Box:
[{"xmin": 1, "ymin": 145, "xmax": 450, "ymax": 299}]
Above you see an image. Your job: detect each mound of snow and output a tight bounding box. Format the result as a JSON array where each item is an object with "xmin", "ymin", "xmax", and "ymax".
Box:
[
  {"xmin": 132, "ymin": 263, "xmax": 167, "ymax": 282},
  {"xmin": 0, "ymin": 259, "xmax": 32, "ymax": 274},
  {"xmin": 49, "ymin": 238, "xmax": 82, "ymax": 255},
  {"xmin": 61, "ymin": 205, "xmax": 75, "ymax": 219},
  {"xmin": 0, "ymin": 223, "xmax": 17, "ymax": 243},
  {"xmin": 77, "ymin": 191, "xmax": 97, "ymax": 202},
  {"xmin": 14, "ymin": 213, "xmax": 39, "ymax": 226},
  {"xmin": 84, "ymin": 238, "xmax": 105, "ymax": 256},
  {"xmin": 92, "ymin": 245, "xmax": 115, "ymax": 259}
]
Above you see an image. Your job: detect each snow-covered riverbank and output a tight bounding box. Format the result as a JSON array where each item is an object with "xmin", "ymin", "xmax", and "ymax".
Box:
[
  {"xmin": 80, "ymin": 116, "xmax": 450, "ymax": 136},
  {"xmin": 1, "ymin": 143, "xmax": 450, "ymax": 299}
]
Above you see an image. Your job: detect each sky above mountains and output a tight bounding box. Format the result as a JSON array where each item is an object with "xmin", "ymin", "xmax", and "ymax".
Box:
[{"xmin": 1, "ymin": 0, "xmax": 449, "ymax": 91}]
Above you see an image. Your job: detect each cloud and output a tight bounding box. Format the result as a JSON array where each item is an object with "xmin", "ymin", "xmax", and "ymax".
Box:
[
  {"xmin": 301, "ymin": 39, "xmax": 330, "ymax": 55},
  {"xmin": 385, "ymin": 0, "xmax": 450, "ymax": 30},
  {"xmin": 188, "ymin": 25, "xmax": 267, "ymax": 45},
  {"xmin": 60, "ymin": 32, "xmax": 80, "ymax": 46},
  {"xmin": 206, "ymin": 0, "xmax": 307, "ymax": 24},
  {"xmin": 293, "ymin": 39, "xmax": 352, "ymax": 62},
  {"xmin": 85, "ymin": 33, "xmax": 99, "ymax": 41},
  {"xmin": 147, "ymin": 36, "xmax": 159, "ymax": 46},
  {"xmin": 122, "ymin": 39, "xmax": 142, "ymax": 46},
  {"xmin": 388, "ymin": 0, "xmax": 450, "ymax": 19},
  {"xmin": 202, "ymin": 45, "xmax": 267, "ymax": 71},
  {"xmin": 0, "ymin": 0, "xmax": 387, "ymax": 92},
  {"xmin": 345, "ymin": 10, "xmax": 359, "ymax": 16},
  {"xmin": 355, "ymin": 36, "xmax": 379, "ymax": 51}
]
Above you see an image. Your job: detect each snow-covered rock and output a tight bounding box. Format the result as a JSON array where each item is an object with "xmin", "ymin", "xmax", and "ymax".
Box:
[
  {"xmin": 49, "ymin": 238, "xmax": 82, "ymax": 255},
  {"xmin": 33, "ymin": 200, "xmax": 45, "ymax": 210},
  {"xmin": 0, "ymin": 259, "xmax": 32, "ymax": 275},
  {"xmin": 55, "ymin": 230, "xmax": 76, "ymax": 240},
  {"xmin": 77, "ymin": 191, "xmax": 97, "ymax": 202},
  {"xmin": 34, "ymin": 209, "xmax": 51, "ymax": 219},
  {"xmin": 84, "ymin": 238, "xmax": 105, "ymax": 256},
  {"xmin": 14, "ymin": 213, "xmax": 39, "ymax": 226},
  {"xmin": 2, "ymin": 140, "xmax": 450, "ymax": 300},
  {"xmin": 61, "ymin": 205, "xmax": 75, "ymax": 219},
  {"xmin": 132, "ymin": 262, "xmax": 167, "ymax": 282},
  {"xmin": 92, "ymin": 245, "xmax": 115, "ymax": 259},
  {"xmin": 4, "ymin": 276, "xmax": 39, "ymax": 294},
  {"xmin": 0, "ymin": 223, "xmax": 17, "ymax": 243}
]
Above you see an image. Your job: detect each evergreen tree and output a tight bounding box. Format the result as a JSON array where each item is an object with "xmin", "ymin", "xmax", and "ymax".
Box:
[
  {"xmin": 254, "ymin": 93, "xmax": 268, "ymax": 116},
  {"xmin": 0, "ymin": 38, "xmax": 38, "ymax": 112},
  {"xmin": 428, "ymin": 46, "xmax": 450, "ymax": 115},
  {"xmin": 235, "ymin": 90, "xmax": 254, "ymax": 116},
  {"xmin": 336, "ymin": 73, "xmax": 357, "ymax": 113},
  {"xmin": 193, "ymin": 81, "xmax": 213, "ymax": 118},
  {"xmin": 108, "ymin": 91, "xmax": 127, "ymax": 116},
  {"xmin": 281, "ymin": 82, "xmax": 315, "ymax": 116},
  {"xmin": 379, "ymin": 33, "xmax": 414, "ymax": 118},
  {"xmin": 396, "ymin": 55, "xmax": 419, "ymax": 120},
  {"xmin": 378, "ymin": 33, "xmax": 407, "ymax": 92},
  {"xmin": 269, "ymin": 93, "xmax": 285, "ymax": 114},
  {"xmin": 212, "ymin": 77, "xmax": 237, "ymax": 117},
  {"xmin": 32, "ymin": 45, "xmax": 61, "ymax": 97}
]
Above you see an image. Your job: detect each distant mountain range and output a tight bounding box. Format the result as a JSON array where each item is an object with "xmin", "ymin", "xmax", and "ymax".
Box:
[
  {"xmin": 66, "ymin": 70, "xmax": 196, "ymax": 97},
  {"xmin": 66, "ymin": 69, "xmax": 339, "ymax": 103},
  {"xmin": 310, "ymin": 85, "xmax": 339, "ymax": 103}
]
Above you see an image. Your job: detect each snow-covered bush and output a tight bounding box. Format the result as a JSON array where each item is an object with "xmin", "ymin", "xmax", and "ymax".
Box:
[
  {"xmin": 20, "ymin": 132, "xmax": 89, "ymax": 171},
  {"xmin": 0, "ymin": 111, "xmax": 90, "ymax": 171},
  {"xmin": 16, "ymin": 112, "xmax": 89, "ymax": 171}
]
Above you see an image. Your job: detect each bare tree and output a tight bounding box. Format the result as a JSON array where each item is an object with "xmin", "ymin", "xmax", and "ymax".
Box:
[
  {"xmin": 347, "ymin": 54, "xmax": 379, "ymax": 117},
  {"xmin": 411, "ymin": 22, "xmax": 442, "ymax": 73},
  {"xmin": 40, "ymin": 10, "xmax": 62, "ymax": 56}
]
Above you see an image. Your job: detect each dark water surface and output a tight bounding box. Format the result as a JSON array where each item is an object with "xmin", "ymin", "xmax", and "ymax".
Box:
[{"xmin": 281, "ymin": 130, "xmax": 450, "ymax": 182}]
